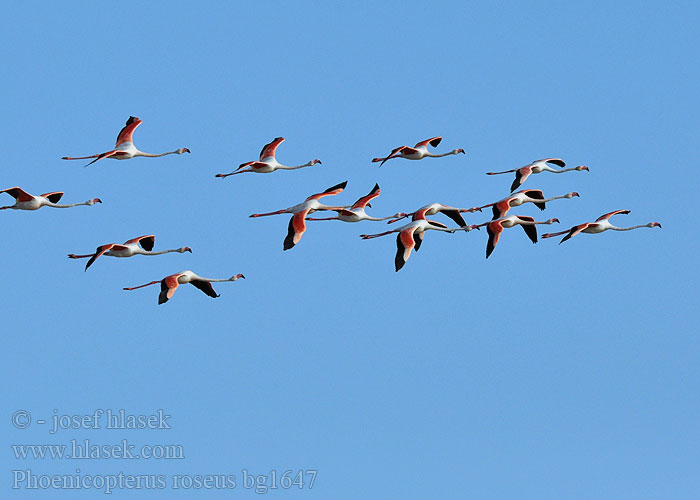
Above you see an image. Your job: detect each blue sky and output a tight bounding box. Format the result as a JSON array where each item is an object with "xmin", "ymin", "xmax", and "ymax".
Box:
[{"xmin": 1, "ymin": 1, "xmax": 698, "ymax": 498}]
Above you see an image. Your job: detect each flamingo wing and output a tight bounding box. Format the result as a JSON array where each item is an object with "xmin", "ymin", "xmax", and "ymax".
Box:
[
  {"xmin": 486, "ymin": 222, "xmax": 503, "ymax": 259},
  {"xmin": 1, "ymin": 187, "xmax": 33, "ymax": 202},
  {"xmin": 413, "ymin": 231, "xmax": 424, "ymax": 251},
  {"xmin": 307, "ymin": 181, "xmax": 348, "ymax": 201},
  {"xmin": 259, "ymin": 137, "xmax": 285, "ymax": 160},
  {"xmin": 596, "ymin": 210, "xmax": 630, "ymax": 222},
  {"xmin": 440, "ymin": 209, "xmax": 467, "ymax": 227},
  {"xmin": 115, "ymin": 116, "xmax": 142, "ymax": 147},
  {"xmin": 524, "ymin": 190, "xmax": 546, "ymax": 210},
  {"xmin": 284, "ymin": 211, "xmax": 309, "ymax": 250},
  {"xmin": 395, "ymin": 227, "xmax": 417, "ymax": 271},
  {"xmin": 414, "ymin": 136, "xmax": 442, "ymax": 149},
  {"xmin": 516, "ymin": 216, "xmax": 538, "ymax": 243},
  {"xmin": 40, "ymin": 192, "xmax": 65, "ymax": 204},
  {"xmin": 352, "ymin": 183, "xmax": 381, "ymax": 209},
  {"xmin": 124, "ymin": 235, "xmax": 155, "ymax": 251},
  {"xmin": 190, "ymin": 280, "xmax": 220, "ymax": 298},
  {"xmin": 158, "ymin": 275, "xmax": 181, "ymax": 304},
  {"xmin": 84, "ymin": 149, "xmax": 120, "ymax": 167},
  {"xmin": 84, "ymin": 243, "xmax": 117, "ymax": 271},
  {"xmin": 543, "ymin": 158, "xmax": 566, "ymax": 167}
]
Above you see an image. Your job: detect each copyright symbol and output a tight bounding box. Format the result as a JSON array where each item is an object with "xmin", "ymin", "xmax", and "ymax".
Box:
[{"xmin": 12, "ymin": 410, "xmax": 30, "ymax": 429}]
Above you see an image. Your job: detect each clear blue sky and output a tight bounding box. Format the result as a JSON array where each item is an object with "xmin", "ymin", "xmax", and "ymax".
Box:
[{"xmin": 2, "ymin": 1, "xmax": 698, "ymax": 498}]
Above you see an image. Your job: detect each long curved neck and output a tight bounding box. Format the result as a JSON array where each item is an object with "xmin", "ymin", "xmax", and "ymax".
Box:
[
  {"xmin": 549, "ymin": 167, "xmax": 580, "ymax": 173},
  {"xmin": 364, "ymin": 213, "xmax": 402, "ymax": 221},
  {"xmin": 277, "ymin": 161, "xmax": 314, "ymax": 170},
  {"xmin": 540, "ymin": 194, "xmax": 570, "ymax": 202},
  {"xmin": 196, "ymin": 276, "xmax": 239, "ymax": 283},
  {"xmin": 138, "ymin": 248, "xmax": 183, "ymax": 256},
  {"xmin": 425, "ymin": 151, "xmax": 457, "ymax": 158}
]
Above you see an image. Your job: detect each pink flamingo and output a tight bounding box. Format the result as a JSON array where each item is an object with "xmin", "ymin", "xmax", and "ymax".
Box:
[
  {"xmin": 387, "ymin": 202, "xmax": 481, "ymax": 227},
  {"xmin": 62, "ymin": 116, "xmax": 190, "ymax": 166},
  {"xmin": 216, "ymin": 137, "xmax": 321, "ymax": 177},
  {"xmin": 250, "ymin": 181, "xmax": 349, "ymax": 250},
  {"xmin": 478, "ymin": 190, "xmax": 579, "ymax": 219},
  {"xmin": 542, "ymin": 210, "xmax": 661, "ymax": 244},
  {"xmin": 68, "ymin": 235, "xmax": 192, "ymax": 271},
  {"xmin": 1, "ymin": 187, "xmax": 101, "ymax": 211},
  {"xmin": 305, "ymin": 184, "xmax": 406, "ymax": 222},
  {"xmin": 123, "ymin": 271, "xmax": 245, "ymax": 305},
  {"xmin": 486, "ymin": 158, "xmax": 588, "ymax": 192},
  {"xmin": 372, "ymin": 137, "xmax": 465, "ymax": 167},
  {"xmin": 468, "ymin": 215, "xmax": 560, "ymax": 258}
]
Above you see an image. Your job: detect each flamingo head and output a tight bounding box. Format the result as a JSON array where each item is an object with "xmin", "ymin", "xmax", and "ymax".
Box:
[
  {"xmin": 547, "ymin": 218, "xmax": 560, "ymax": 224},
  {"xmin": 177, "ymin": 148, "xmax": 191, "ymax": 154},
  {"xmin": 649, "ymin": 222, "xmax": 662, "ymax": 228},
  {"xmin": 454, "ymin": 148, "xmax": 466, "ymax": 155},
  {"xmin": 88, "ymin": 198, "xmax": 102, "ymax": 205},
  {"xmin": 567, "ymin": 192, "xmax": 580, "ymax": 198},
  {"xmin": 231, "ymin": 273, "xmax": 245, "ymax": 280},
  {"xmin": 577, "ymin": 165, "xmax": 589, "ymax": 171},
  {"xmin": 468, "ymin": 224, "xmax": 481, "ymax": 231},
  {"xmin": 310, "ymin": 159, "xmax": 322, "ymax": 165},
  {"xmin": 180, "ymin": 247, "xmax": 192, "ymax": 253}
]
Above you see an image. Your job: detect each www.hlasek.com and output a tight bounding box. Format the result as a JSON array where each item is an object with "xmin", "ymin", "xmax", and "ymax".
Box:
[{"xmin": 12, "ymin": 469, "xmax": 318, "ymax": 494}]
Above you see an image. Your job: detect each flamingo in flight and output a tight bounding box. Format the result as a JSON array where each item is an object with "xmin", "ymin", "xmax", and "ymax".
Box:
[
  {"xmin": 478, "ymin": 190, "xmax": 579, "ymax": 220},
  {"xmin": 250, "ymin": 181, "xmax": 349, "ymax": 250},
  {"xmin": 62, "ymin": 116, "xmax": 190, "ymax": 167},
  {"xmin": 1, "ymin": 187, "xmax": 101, "ymax": 211},
  {"xmin": 124, "ymin": 270, "xmax": 245, "ymax": 305},
  {"xmin": 68, "ymin": 235, "xmax": 192, "ymax": 271},
  {"xmin": 372, "ymin": 137, "xmax": 465, "ymax": 167},
  {"xmin": 486, "ymin": 158, "xmax": 589, "ymax": 192},
  {"xmin": 305, "ymin": 184, "xmax": 407, "ymax": 222},
  {"xmin": 360, "ymin": 219, "xmax": 468, "ymax": 271},
  {"xmin": 388, "ymin": 202, "xmax": 482, "ymax": 227},
  {"xmin": 216, "ymin": 137, "xmax": 321, "ymax": 178},
  {"xmin": 542, "ymin": 210, "xmax": 662, "ymax": 244},
  {"xmin": 468, "ymin": 215, "xmax": 560, "ymax": 258}
]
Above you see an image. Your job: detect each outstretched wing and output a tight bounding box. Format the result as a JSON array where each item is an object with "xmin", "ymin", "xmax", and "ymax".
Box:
[
  {"xmin": 395, "ymin": 227, "xmax": 417, "ymax": 271},
  {"xmin": 440, "ymin": 209, "xmax": 467, "ymax": 227},
  {"xmin": 511, "ymin": 167, "xmax": 532, "ymax": 192},
  {"xmin": 306, "ymin": 181, "xmax": 348, "ymax": 201},
  {"xmin": 516, "ymin": 216, "xmax": 538, "ymax": 243},
  {"xmin": 560, "ymin": 223, "xmax": 591, "ymax": 244},
  {"xmin": 524, "ymin": 190, "xmax": 546, "ymax": 210},
  {"xmin": 1, "ymin": 187, "xmax": 33, "ymax": 202},
  {"xmin": 190, "ymin": 280, "xmax": 220, "ymax": 298},
  {"xmin": 485, "ymin": 223, "xmax": 503, "ymax": 259},
  {"xmin": 158, "ymin": 275, "xmax": 180, "ymax": 304},
  {"xmin": 124, "ymin": 235, "xmax": 155, "ymax": 251},
  {"xmin": 115, "ymin": 116, "xmax": 142, "ymax": 147},
  {"xmin": 543, "ymin": 158, "xmax": 566, "ymax": 167},
  {"xmin": 84, "ymin": 244, "xmax": 116, "ymax": 271},
  {"xmin": 414, "ymin": 136, "xmax": 442, "ymax": 149},
  {"xmin": 352, "ymin": 183, "xmax": 381, "ymax": 209},
  {"xmin": 413, "ymin": 231, "xmax": 424, "ymax": 251},
  {"xmin": 596, "ymin": 210, "xmax": 630, "ymax": 222},
  {"xmin": 40, "ymin": 192, "xmax": 64, "ymax": 204},
  {"xmin": 259, "ymin": 137, "xmax": 285, "ymax": 160},
  {"xmin": 284, "ymin": 211, "xmax": 309, "ymax": 250}
]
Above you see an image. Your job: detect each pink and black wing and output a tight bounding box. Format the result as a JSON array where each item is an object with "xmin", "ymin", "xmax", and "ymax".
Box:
[
  {"xmin": 115, "ymin": 116, "xmax": 142, "ymax": 147},
  {"xmin": 284, "ymin": 211, "xmax": 309, "ymax": 250},
  {"xmin": 40, "ymin": 192, "xmax": 65, "ymax": 204},
  {"xmin": 190, "ymin": 280, "xmax": 220, "ymax": 299},
  {"xmin": 413, "ymin": 231, "xmax": 424, "ymax": 251},
  {"xmin": 524, "ymin": 190, "xmax": 546, "ymax": 210},
  {"xmin": 559, "ymin": 223, "xmax": 590, "ymax": 244},
  {"xmin": 158, "ymin": 275, "xmax": 180, "ymax": 304},
  {"xmin": 395, "ymin": 228, "xmax": 417, "ymax": 271},
  {"xmin": 492, "ymin": 199, "xmax": 512, "ymax": 220},
  {"xmin": 440, "ymin": 209, "xmax": 467, "ymax": 227},
  {"xmin": 414, "ymin": 136, "xmax": 442, "ymax": 149},
  {"xmin": 596, "ymin": 210, "xmax": 630, "ymax": 222},
  {"xmin": 1, "ymin": 187, "xmax": 33, "ymax": 202},
  {"xmin": 259, "ymin": 137, "xmax": 285, "ymax": 160},
  {"xmin": 485, "ymin": 222, "xmax": 503, "ymax": 259},
  {"xmin": 307, "ymin": 181, "xmax": 348, "ymax": 201},
  {"xmin": 511, "ymin": 167, "xmax": 531, "ymax": 192},
  {"xmin": 124, "ymin": 235, "xmax": 155, "ymax": 251},
  {"xmin": 543, "ymin": 158, "xmax": 566, "ymax": 167},
  {"xmin": 84, "ymin": 243, "xmax": 118, "ymax": 271},
  {"xmin": 352, "ymin": 183, "xmax": 381, "ymax": 209},
  {"xmin": 515, "ymin": 216, "xmax": 538, "ymax": 243}
]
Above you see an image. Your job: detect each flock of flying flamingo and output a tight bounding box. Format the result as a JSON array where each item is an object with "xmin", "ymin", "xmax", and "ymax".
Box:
[{"xmin": 2, "ymin": 116, "xmax": 661, "ymax": 304}]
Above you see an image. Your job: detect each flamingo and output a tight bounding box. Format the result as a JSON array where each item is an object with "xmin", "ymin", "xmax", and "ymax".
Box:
[
  {"xmin": 478, "ymin": 190, "xmax": 579, "ymax": 220},
  {"xmin": 372, "ymin": 137, "xmax": 465, "ymax": 167},
  {"xmin": 387, "ymin": 202, "xmax": 482, "ymax": 227},
  {"xmin": 468, "ymin": 215, "xmax": 560, "ymax": 258},
  {"xmin": 1, "ymin": 187, "xmax": 101, "ymax": 211},
  {"xmin": 68, "ymin": 235, "xmax": 192, "ymax": 271},
  {"xmin": 360, "ymin": 219, "xmax": 469, "ymax": 271},
  {"xmin": 542, "ymin": 210, "xmax": 662, "ymax": 244},
  {"xmin": 249, "ymin": 181, "xmax": 349, "ymax": 250},
  {"xmin": 123, "ymin": 271, "xmax": 245, "ymax": 305},
  {"xmin": 305, "ymin": 184, "xmax": 407, "ymax": 222},
  {"xmin": 486, "ymin": 158, "xmax": 589, "ymax": 192},
  {"xmin": 215, "ymin": 137, "xmax": 321, "ymax": 178},
  {"xmin": 62, "ymin": 116, "xmax": 190, "ymax": 167}
]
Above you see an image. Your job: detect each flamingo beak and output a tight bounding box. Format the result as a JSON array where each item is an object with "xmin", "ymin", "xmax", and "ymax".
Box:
[{"xmin": 185, "ymin": 247, "xmax": 192, "ymax": 253}]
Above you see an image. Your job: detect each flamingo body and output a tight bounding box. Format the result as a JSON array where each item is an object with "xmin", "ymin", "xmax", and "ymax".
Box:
[{"xmin": 1, "ymin": 187, "xmax": 101, "ymax": 211}]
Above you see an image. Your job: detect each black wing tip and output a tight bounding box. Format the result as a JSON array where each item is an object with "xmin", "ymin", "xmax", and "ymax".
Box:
[
  {"xmin": 326, "ymin": 180, "xmax": 348, "ymax": 192},
  {"xmin": 429, "ymin": 137, "xmax": 442, "ymax": 148}
]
